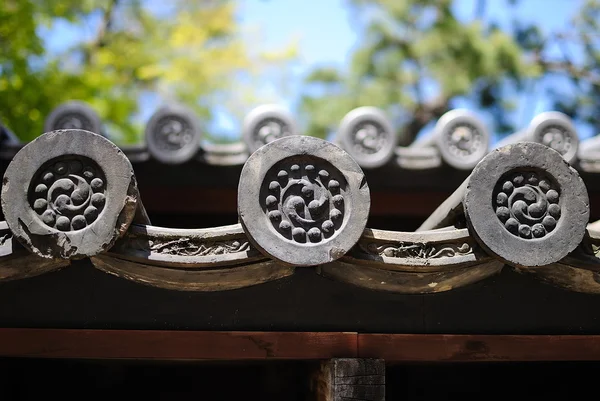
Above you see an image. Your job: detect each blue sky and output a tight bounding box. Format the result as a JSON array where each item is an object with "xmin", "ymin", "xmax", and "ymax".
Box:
[
  {"xmin": 41, "ymin": 0, "xmax": 592, "ymax": 142},
  {"xmin": 231, "ymin": 0, "xmax": 592, "ymax": 141},
  {"xmin": 240, "ymin": 0, "xmax": 358, "ymax": 71}
]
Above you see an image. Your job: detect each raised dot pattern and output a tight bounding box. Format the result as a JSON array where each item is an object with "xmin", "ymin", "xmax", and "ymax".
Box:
[
  {"xmin": 444, "ymin": 122, "xmax": 483, "ymax": 158},
  {"xmin": 253, "ymin": 118, "xmax": 290, "ymax": 147},
  {"xmin": 494, "ymin": 171, "xmax": 561, "ymax": 239},
  {"xmin": 30, "ymin": 158, "xmax": 106, "ymax": 232},
  {"xmin": 154, "ymin": 116, "xmax": 193, "ymax": 151},
  {"xmin": 352, "ymin": 121, "xmax": 388, "ymax": 155},
  {"xmin": 262, "ymin": 160, "xmax": 346, "ymax": 244},
  {"xmin": 537, "ymin": 125, "xmax": 572, "ymax": 156}
]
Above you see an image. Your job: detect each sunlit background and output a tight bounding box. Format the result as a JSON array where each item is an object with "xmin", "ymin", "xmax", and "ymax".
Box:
[{"xmin": 1, "ymin": 0, "xmax": 598, "ymax": 145}]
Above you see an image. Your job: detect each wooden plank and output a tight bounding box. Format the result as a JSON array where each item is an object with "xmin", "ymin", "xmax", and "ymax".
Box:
[
  {"xmin": 135, "ymin": 186, "xmax": 451, "ymax": 217},
  {"xmin": 3, "ymin": 329, "xmax": 600, "ymax": 362},
  {"xmin": 3, "ymin": 262, "xmax": 600, "ymax": 335},
  {"xmin": 0, "ymin": 329, "xmax": 357, "ymax": 360},
  {"xmin": 313, "ymin": 358, "xmax": 385, "ymax": 401},
  {"xmin": 141, "ymin": 187, "xmax": 238, "ymax": 213},
  {"xmin": 358, "ymin": 334, "xmax": 600, "ymax": 362}
]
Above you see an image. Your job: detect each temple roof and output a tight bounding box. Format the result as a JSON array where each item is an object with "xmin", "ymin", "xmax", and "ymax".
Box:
[
  {"xmin": 2, "ymin": 101, "xmax": 600, "ymax": 221},
  {"xmin": 0, "ymin": 124, "xmax": 599, "ymax": 299}
]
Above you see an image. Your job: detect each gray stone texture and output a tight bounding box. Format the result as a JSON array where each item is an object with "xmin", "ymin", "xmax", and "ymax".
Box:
[
  {"xmin": 411, "ymin": 109, "xmax": 490, "ymax": 170},
  {"xmin": 529, "ymin": 111, "xmax": 579, "ymax": 164},
  {"xmin": 145, "ymin": 104, "xmax": 202, "ymax": 164},
  {"xmin": 238, "ymin": 135, "xmax": 370, "ymax": 266},
  {"xmin": 2, "ymin": 129, "xmax": 141, "ymax": 259},
  {"xmin": 465, "ymin": 142, "xmax": 589, "ymax": 268},
  {"xmin": 242, "ymin": 104, "xmax": 297, "ymax": 154},
  {"xmin": 44, "ymin": 101, "xmax": 103, "ymax": 136},
  {"xmin": 337, "ymin": 106, "xmax": 398, "ymax": 169},
  {"xmin": 495, "ymin": 111, "xmax": 579, "ymax": 163}
]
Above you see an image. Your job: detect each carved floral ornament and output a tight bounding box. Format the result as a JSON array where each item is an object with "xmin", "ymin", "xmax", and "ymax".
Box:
[{"xmin": 0, "ymin": 129, "xmax": 599, "ymax": 295}]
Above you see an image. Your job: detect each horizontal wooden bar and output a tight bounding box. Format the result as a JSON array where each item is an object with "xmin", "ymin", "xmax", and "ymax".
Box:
[
  {"xmin": 140, "ymin": 187, "xmax": 450, "ymax": 217},
  {"xmin": 0, "ymin": 329, "xmax": 357, "ymax": 360},
  {"xmin": 2, "ymin": 330, "xmax": 600, "ymax": 361},
  {"xmin": 141, "ymin": 188, "xmax": 238, "ymax": 214},
  {"xmin": 358, "ymin": 334, "xmax": 600, "ymax": 362}
]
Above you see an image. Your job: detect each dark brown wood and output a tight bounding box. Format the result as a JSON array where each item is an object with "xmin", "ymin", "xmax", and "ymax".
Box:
[
  {"xmin": 92, "ymin": 256, "xmax": 294, "ymax": 292},
  {"xmin": 319, "ymin": 260, "xmax": 503, "ymax": 294},
  {"xmin": 4, "ymin": 262, "xmax": 600, "ymax": 335},
  {"xmin": 0, "ymin": 329, "xmax": 357, "ymax": 360},
  {"xmin": 135, "ymin": 186, "xmax": 450, "ymax": 217},
  {"xmin": 313, "ymin": 358, "xmax": 385, "ymax": 401},
  {"xmin": 141, "ymin": 187, "xmax": 238, "ymax": 214},
  {"xmin": 2, "ymin": 329, "xmax": 600, "ymax": 362},
  {"xmin": 358, "ymin": 334, "xmax": 600, "ymax": 361}
]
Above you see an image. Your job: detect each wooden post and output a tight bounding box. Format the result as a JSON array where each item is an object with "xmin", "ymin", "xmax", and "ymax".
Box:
[{"xmin": 313, "ymin": 358, "xmax": 385, "ymax": 401}]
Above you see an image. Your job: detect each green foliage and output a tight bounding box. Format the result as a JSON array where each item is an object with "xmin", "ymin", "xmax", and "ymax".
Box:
[
  {"xmin": 0, "ymin": 0, "xmax": 296, "ymax": 143},
  {"xmin": 301, "ymin": 0, "xmax": 600, "ymax": 143}
]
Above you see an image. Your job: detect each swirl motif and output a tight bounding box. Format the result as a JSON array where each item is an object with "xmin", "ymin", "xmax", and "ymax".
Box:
[
  {"xmin": 444, "ymin": 122, "xmax": 484, "ymax": 157},
  {"xmin": 494, "ymin": 171, "xmax": 561, "ymax": 239},
  {"xmin": 537, "ymin": 125, "xmax": 573, "ymax": 156},
  {"xmin": 152, "ymin": 116, "xmax": 194, "ymax": 151},
  {"xmin": 53, "ymin": 113, "xmax": 93, "ymax": 131},
  {"xmin": 261, "ymin": 159, "xmax": 346, "ymax": 243},
  {"xmin": 351, "ymin": 121, "xmax": 388, "ymax": 155},
  {"xmin": 253, "ymin": 118, "xmax": 291, "ymax": 146},
  {"xmin": 29, "ymin": 157, "xmax": 106, "ymax": 232}
]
